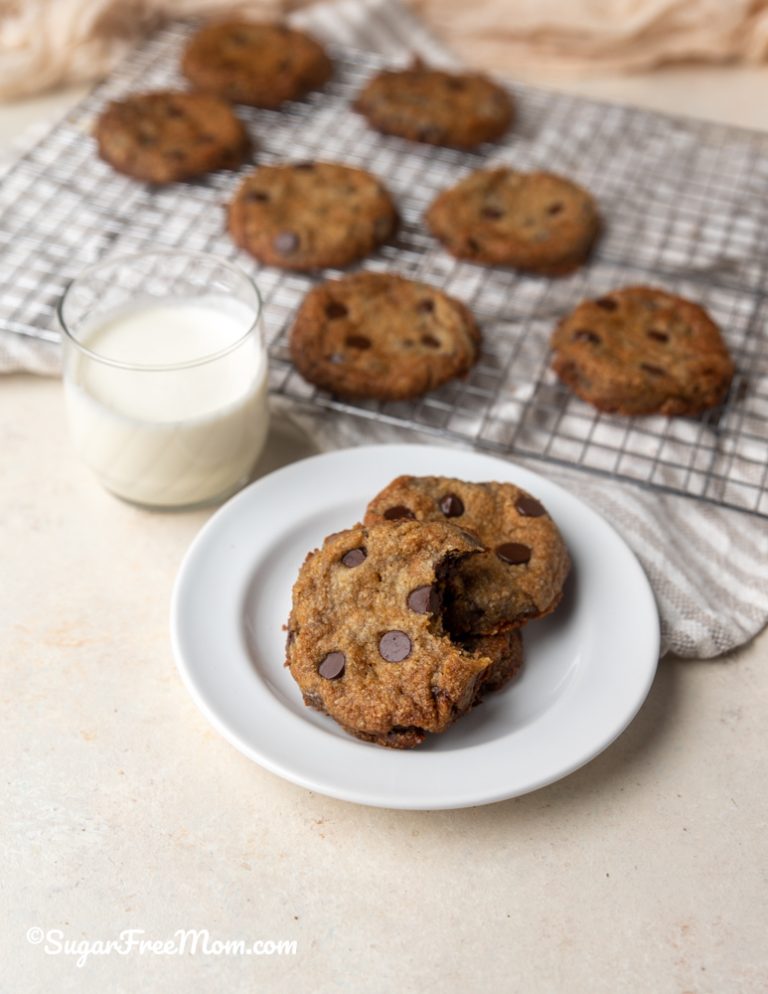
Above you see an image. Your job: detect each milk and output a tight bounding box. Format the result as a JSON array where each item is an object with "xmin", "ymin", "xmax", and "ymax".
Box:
[{"xmin": 64, "ymin": 296, "xmax": 269, "ymax": 508}]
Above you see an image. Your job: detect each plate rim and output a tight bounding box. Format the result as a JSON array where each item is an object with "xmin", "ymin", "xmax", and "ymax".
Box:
[{"xmin": 170, "ymin": 443, "xmax": 660, "ymax": 810}]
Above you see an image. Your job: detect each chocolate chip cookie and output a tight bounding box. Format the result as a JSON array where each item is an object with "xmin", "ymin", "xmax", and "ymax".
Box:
[
  {"xmin": 353, "ymin": 63, "xmax": 513, "ymax": 148},
  {"xmin": 228, "ymin": 162, "xmax": 399, "ymax": 271},
  {"xmin": 94, "ymin": 90, "xmax": 250, "ymax": 184},
  {"xmin": 365, "ymin": 476, "xmax": 570, "ymax": 635},
  {"xmin": 288, "ymin": 272, "xmax": 481, "ymax": 400},
  {"xmin": 181, "ymin": 20, "xmax": 332, "ymax": 108},
  {"xmin": 425, "ymin": 168, "xmax": 600, "ymax": 275},
  {"xmin": 286, "ymin": 520, "xmax": 504, "ymax": 748},
  {"xmin": 550, "ymin": 286, "xmax": 735, "ymax": 416}
]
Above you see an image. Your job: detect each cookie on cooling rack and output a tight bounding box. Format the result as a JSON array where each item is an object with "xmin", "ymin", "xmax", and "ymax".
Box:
[
  {"xmin": 181, "ymin": 20, "xmax": 332, "ymax": 108},
  {"xmin": 94, "ymin": 90, "xmax": 250, "ymax": 184},
  {"xmin": 550, "ymin": 286, "xmax": 735, "ymax": 416},
  {"xmin": 353, "ymin": 61, "xmax": 514, "ymax": 148},
  {"xmin": 285, "ymin": 519, "xmax": 509, "ymax": 749},
  {"xmin": 364, "ymin": 475, "xmax": 570, "ymax": 636},
  {"xmin": 425, "ymin": 168, "xmax": 600, "ymax": 275},
  {"xmin": 288, "ymin": 272, "xmax": 480, "ymax": 400},
  {"xmin": 228, "ymin": 162, "xmax": 398, "ymax": 270}
]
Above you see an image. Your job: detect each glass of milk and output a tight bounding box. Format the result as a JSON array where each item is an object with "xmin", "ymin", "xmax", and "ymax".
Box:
[{"xmin": 59, "ymin": 251, "xmax": 269, "ymax": 510}]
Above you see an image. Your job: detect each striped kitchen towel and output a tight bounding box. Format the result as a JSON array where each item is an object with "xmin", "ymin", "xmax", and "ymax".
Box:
[{"xmin": 285, "ymin": 0, "xmax": 768, "ymax": 659}]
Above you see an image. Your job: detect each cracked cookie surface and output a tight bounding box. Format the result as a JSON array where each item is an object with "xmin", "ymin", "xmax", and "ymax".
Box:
[
  {"xmin": 95, "ymin": 90, "xmax": 250, "ymax": 184},
  {"xmin": 365, "ymin": 475, "xmax": 570, "ymax": 636},
  {"xmin": 182, "ymin": 20, "xmax": 332, "ymax": 108},
  {"xmin": 425, "ymin": 168, "xmax": 600, "ymax": 275},
  {"xmin": 289, "ymin": 272, "xmax": 480, "ymax": 400},
  {"xmin": 550, "ymin": 286, "xmax": 734, "ymax": 416},
  {"xmin": 285, "ymin": 520, "xmax": 500, "ymax": 748},
  {"xmin": 228, "ymin": 162, "xmax": 398, "ymax": 270},
  {"xmin": 354, "ymin": 65, "xmax": 513, "ymax": 148}
]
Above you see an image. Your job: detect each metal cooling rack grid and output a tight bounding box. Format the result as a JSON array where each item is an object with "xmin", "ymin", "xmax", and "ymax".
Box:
[{"xmin": 1, "ymin": 22, "xmax": 767, "ymax": 515}]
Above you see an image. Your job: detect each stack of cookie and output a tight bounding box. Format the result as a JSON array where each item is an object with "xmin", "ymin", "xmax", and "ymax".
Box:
[{"xmin": 285, "ymin": 475, "xmax": 570, "ymax": 748}]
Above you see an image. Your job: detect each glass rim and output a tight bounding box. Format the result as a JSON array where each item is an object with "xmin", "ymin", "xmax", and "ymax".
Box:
[{"xmin": 57, "ymin": 250, "xmax": 263, "ymax": 372}]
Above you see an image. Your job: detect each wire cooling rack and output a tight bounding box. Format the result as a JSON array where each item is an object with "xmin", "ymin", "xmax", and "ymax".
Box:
[{"xmin": 2, "ymin": 22, "xmax": 768, "ymax": 516}]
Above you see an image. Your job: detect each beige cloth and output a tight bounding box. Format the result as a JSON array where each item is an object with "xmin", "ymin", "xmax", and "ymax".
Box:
[
  {"xmin": 4, "ymin": 0, "xmax": 768, "ymax": 99},
  {"xmin": 412, "ymin": 0, "xmax": 768, "ymax": 72}
]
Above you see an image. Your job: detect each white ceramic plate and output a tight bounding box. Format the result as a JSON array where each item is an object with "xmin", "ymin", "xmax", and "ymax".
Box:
[{"xmin": 171, "ymin": 444, "xmax": 659, "ymax": 810}]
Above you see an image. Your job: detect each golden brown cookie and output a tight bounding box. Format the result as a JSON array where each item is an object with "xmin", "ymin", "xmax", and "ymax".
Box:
[
  {"xmin": 285, "ymin": 520, "xmax": 501, "ymax": 749},
  {"xmin": 365, "ymin": 476, "xmax": 570, "ymax": 636},
  {"xmin": 353, "ymin": 63, "xmax": 513, "ymax": 148},
  {"xmin": 181, "ymin": 20, "xmax": 332, "ymax": 108},
  {"xmin": 425, "ymin": 168, "xmax": 600, "ymax": 275},
  {"xmin": 462, "ymin": 630, "xmax": 524, "ymax": 699},
  {"xmin": 94, "ymin": 90, "xmax": 250, "ymax": 184},
  {"xmin": 288, "ymin": 272, "xmax": 481, "ymax": 400},
  {"xmin": 228, "ymin": 162, "xmax": 399, "ymax": 271},
  {"xmin": 550, "ymin": 286, "xmax": 735, "ymax": 416}
]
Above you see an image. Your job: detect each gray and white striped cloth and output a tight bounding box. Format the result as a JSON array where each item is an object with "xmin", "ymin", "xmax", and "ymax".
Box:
[
  {"xmin": 3, "ymin": 0, "xmax": 766, "ymax": 657},
  {"xmin": 288, "ymin": 0, "xmax": 768, "ymax": 660}
]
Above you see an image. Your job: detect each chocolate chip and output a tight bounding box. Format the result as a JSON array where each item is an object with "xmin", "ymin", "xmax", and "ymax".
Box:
[
  {"xmin": 383, "ymin": 505, "xmax": 415, "ymax": 521},
  {"xmin": 345, "ymin": 335, "xmax": 371, "ymax": 350},
  {"xmin": 467, "ymin": 237, "xmax": 481, "ymax": 253},
  {"xmin": 481, "ymin": 207, "xmax": 503, "ymax": 219},
  {"xmin": 318, "ymin": 651, "xmax": 345, "ymax": 679},
  {"xmin": 379, "ymin": 630, "xmax": 412, "ymax": 662},
  {"xmin": 417, "ymin": 299, "xmax": 435, "ymax": 313},
  {"xmin": 325, "ymin": 301, "xmax": 348, "ymax": 319},
  {"xmin": 407, "ymin": 585, "xmax": 440, "ymax": 614},
  {"xmin": 547, "ymin": 202, "xmax": 564, "ymax": 215},
  {"xmin": 417, "ymin": 126, "xmax": 441, "ymax": 142},
  {"xmin": 647, "ymin": 329, "xmax": 669, "ymax": 343},
  {"xmin": 496, "ymin": 542, "xmax": 531, "ymax": 565},
  {"xmin": 293, "ymin": 161, "xmax": 315, "ymax": 170},
  {"xmin": 341, "ymin": 547, "xmax": 366, "ymax": 567},
  {"xmin": 165, "ymin": 106, "xmax": 184, "ymax": 118},
  {"xmin": 273, "ymin": 230, "xmax": 299, "ymax": 255},
  {"xmin": 573, "ymin": 328, "xmax": 601, "ymax": 344},
  {"xmin": 421, "ymin": 334, "xmax": 440, "ymax": 349},
  {"xmin": 446, "ymin": 77, "xmax": 466, "ymax": 91},
  {"xmin": 247, "ymin": 190, "xmax": 270, "ymax": 202},
  {"xmin": 515, "ymin": 494, "xmax": 545, "ymax": 517},
  {"xmin": 596, "ymin": 297, "xmax": 618, "ymax": 311},
  {"xmin": 439, "ymin": 493, "xmax": 464, "ymax": 517},
  {"xmin": 640, "ymin": 363, "xmax": 665, "ymax": 376}
]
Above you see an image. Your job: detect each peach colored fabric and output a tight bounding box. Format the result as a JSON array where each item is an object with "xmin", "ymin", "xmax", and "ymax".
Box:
[
  {"xmin": 2, "ymin": 0, "xmax": 768, "ymax": 98},
  {"xmin": 411, "ymin": 0, "xmax": 768, "ymax": 73}
]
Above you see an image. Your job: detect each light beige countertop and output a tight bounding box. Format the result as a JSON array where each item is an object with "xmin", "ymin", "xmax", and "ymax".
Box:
[{"xmin": 2, "ymin": 65, "xmax": 768, "ymax": 994}]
